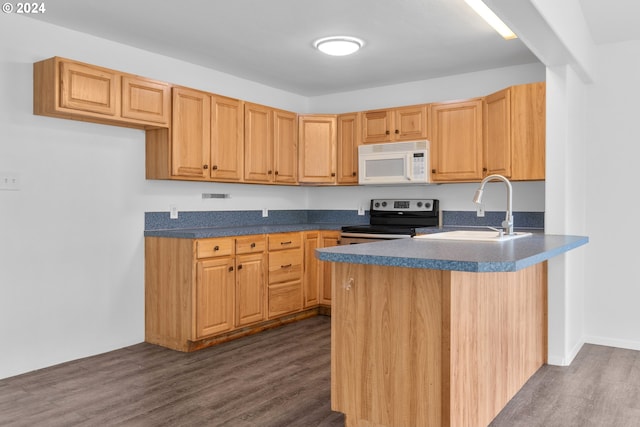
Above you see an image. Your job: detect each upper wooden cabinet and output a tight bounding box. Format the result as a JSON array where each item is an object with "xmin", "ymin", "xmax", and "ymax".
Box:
[
  {"xmin": 244, "ymin": 102, "xmax": 298, "ymax": 184},
  {"xmin": 171, "ymin": 86, "xmax": 211, "ymax": 179},
  {"xmin": 211, "ymin": 95, "xmax": 244, "ymax": 181},
  {"xmin": 337, "ymin": 113, "xmax": 360, "ymax": 184},
  {"xmin": 362, "ymin": 105, "xmax": 428, "ymax": 143},
  {"xmin": 484, "ymin": 83, "xmax": 545, "ymax": 181},
  {"xmin": 121, "ymin": 75, "xmax": 171, "ymax": 125},
  {"xmin": 430, "ymin": 99, "xmax": 484, "ymax": 182},
  {"xmin": 298, "ymin": 115, "xmax": 337, "ymax": 184},
  {"xmin": 34, "ymin": 57, "xmax": 169, "ymax": 128}
]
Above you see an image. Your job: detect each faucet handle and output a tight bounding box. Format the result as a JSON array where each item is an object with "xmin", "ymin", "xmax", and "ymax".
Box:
[{"xmin": 487, "ymin": 226, "xmax": 504, "ymax": 237}]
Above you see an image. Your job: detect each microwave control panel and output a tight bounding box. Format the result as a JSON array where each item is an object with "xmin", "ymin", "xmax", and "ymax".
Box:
[{"xmin": 412, "ymin": 152, "xmax": 426, "ymax": 179}]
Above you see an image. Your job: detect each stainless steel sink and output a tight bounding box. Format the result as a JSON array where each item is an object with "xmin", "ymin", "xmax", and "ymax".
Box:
[{"xmin": 413, "ymin": 230, "xmax": 532, "ymax": 242}]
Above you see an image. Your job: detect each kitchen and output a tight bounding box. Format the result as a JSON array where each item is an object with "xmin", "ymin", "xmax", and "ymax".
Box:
[{"xmin": 1, "ymin": 0, "xmax": 639, "ymax": 425}]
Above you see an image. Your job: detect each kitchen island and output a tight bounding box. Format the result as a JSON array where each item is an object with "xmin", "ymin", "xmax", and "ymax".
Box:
[{"xmin": 316, "ymin": 233, "xmax": 588, "ymax": 427}]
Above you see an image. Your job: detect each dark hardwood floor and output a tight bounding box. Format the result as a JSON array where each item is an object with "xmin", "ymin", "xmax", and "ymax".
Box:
[{"xmin": 1, "ymin": 315, "xmax": 639, "ymax": 426}]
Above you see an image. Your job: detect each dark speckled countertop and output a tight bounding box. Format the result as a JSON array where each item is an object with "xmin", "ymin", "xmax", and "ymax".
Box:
[{"xmin": 316, "ymin": 231, "xmax": 588, "ymax": 272}]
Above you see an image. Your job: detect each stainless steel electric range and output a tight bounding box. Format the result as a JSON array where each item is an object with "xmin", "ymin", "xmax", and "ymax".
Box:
[{"xmin": 340, "ymin": 198, "xmax": 439, "ymax": 244}]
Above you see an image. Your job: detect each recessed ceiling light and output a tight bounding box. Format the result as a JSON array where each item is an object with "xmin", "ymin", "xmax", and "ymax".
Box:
[
  {"xmin": 465, "ymin": 0, "xmax": 517, "ymax": 40},
  {"xmin": 314, "ymin": 36, "xmax": 364, "ymax": 56}
]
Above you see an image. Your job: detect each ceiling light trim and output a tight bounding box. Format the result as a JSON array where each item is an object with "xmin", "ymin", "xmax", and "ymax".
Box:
[{"xmin": 314, "ymin": 36, "xmax": 364, "ymax": 56}]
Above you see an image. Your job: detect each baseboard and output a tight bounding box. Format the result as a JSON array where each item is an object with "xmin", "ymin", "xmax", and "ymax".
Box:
[
  {"xmin": 584, "ymin": 335, "xmax": 640, "ymax": 352},
  {"xmin": 547, "ymin": 339, "xmax": 585, "ymax": 366}
]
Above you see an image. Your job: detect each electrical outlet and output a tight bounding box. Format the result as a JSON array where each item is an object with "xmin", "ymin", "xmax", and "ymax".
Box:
[
  {"xmin": 262, "ymin": 208, "xmax": 268, "ymax": 217},
  {"xmin": 358, "ymin": 205, "xmax": 365, "ymax": 216},
  {"xmin": 0, "ymin": 172, "xmax": 20, "ymax": 191},
  {"xmin": 169, "ymin": 205, "xmax": 179, "ymax": 219},
  {"xmin": 476, "ymin": 204, "xmax": 485, "ymax": 217}
]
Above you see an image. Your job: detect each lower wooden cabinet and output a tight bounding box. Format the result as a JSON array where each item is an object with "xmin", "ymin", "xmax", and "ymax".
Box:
[
  {"xmin": 145, "ymin": 230, "xmax": 331, "ymax": 352},
  {"xmin": 303, "ymin": 230, "xmax": 341, "ymax": 308}
]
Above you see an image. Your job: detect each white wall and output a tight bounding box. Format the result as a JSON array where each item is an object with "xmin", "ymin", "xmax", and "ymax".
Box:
[
  {"xmin": 0, "ymin": 15, "xmax": 544, "ymax": 379},
  {"xmin": 583, "ymin": 40, "xmax": 640, "ymax": 350}
]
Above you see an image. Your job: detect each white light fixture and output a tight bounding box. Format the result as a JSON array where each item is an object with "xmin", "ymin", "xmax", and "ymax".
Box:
[
  {"xmin": 314, "ymin": 36, "xmax": 364, "ymax": 56},
  {"xmin": 464, "ymin": 0, "xmax": 517, "ymax": 40}
]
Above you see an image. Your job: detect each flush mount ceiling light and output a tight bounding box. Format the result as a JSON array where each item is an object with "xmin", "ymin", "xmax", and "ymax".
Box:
[
  {"xmin": 314, "ymin": 36, "xmax": 364, "ymax": 56},
  {"xmin": 464, "ymin": 0, "xmax": 517, "ymax": 40}
]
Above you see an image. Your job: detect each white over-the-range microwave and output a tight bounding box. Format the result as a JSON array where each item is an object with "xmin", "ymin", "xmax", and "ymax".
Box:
[{"xmin": 358, "ymin": 140, "xmax": 430, "ymax": 185}]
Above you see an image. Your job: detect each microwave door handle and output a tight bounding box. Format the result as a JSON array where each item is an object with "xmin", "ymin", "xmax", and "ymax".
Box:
[{"xmin": 405, "ymin": 153, "xmax": 413, "ymax": 181}]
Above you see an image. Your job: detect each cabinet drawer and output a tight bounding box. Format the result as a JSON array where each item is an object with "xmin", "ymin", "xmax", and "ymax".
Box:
[
  {"xmin": 196, "ymin": 238, "xmax": 235, "ymax": 259},
  {"xmin": 268, "ymin": 232, "xmax": 302, "ymax": 251},
  {"xmin": 268, "ymin": 281, "xmax": 303, "ymax": 318},
  {"xmin": 236, "ymin": 235, "xmax": 266, "ymax": 254},
  {"xmin": 268, "ymin": 248, "xmax": 303, "ymax": 284}
]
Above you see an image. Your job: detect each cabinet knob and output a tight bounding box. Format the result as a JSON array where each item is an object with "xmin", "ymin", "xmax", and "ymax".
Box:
[
  {"xmin": 431, "ymin": 169, "xmax": 436, "ymax": 174},
  {"xmin": 385, "ymin": 130, "xmax": 390, "ymax": 135},
  {"xmin": 352, "ymin": 172, "xmax": 357, "ymax": 177},
  {"xmin": 214, "ymin": 245, "xmax": 220, "ymax": 251},
  {"xmin": 212, "ymin": 165, "xmax": 218, "ymax": 170},
  {"xmin": 237, "ymin": 264, "xmax": 243, "ymax": 270},
  {"xmin": 203, "ymin": 165, "xmax": 209, "ymax": 169},
  {"xmin": 331, "ymin": 172, "xmax": 336, "ymax": 177},
  {"xmin": 250, "ymin": 242, "xmax": 256, "ymax": 248},
  {"xmin": 483, "ymin": 167, "xmax": 488, "ymax": 172},
  {"xmin": 274, "ymin": 171, "xmax": 279, "ymax": 175},
  {"xmin": 228, "ymin": 266, "xmax": 234, "ymax": 272},
  {"xmin": 395, "ymin": 129, "xmax": 399, "ymax": 134},
  {"xmin": 268, "ymin": 170, "xmax": 273, "ymax": 175}
]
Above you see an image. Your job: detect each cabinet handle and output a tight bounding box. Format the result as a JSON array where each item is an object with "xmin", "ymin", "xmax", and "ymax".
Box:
[
  {"xmin": 250, "ymin": 242, "xmax": 256, "ymax": 248},
  {"xmin": 280, "ymin": 241, "xmax": 292, "ymax": 245},
  {"xmin": 281, "ymin": 264, "xmax": 292, "ymax": 269},
  {"xmin": 237, "ymin": 264, "xmax": 243, "ymax": 270},
  {"xmin": 228, "ymin": 266, "xmax": 234, "ymax": 272},
  {"xmin": 212, "ymin": 165, "xmax": 218, "ymax": 170},
  {"xmin": 214, "ymin": 245, "xmax": 220, "ymax": 251},
  {"xmin": 203, "ymin": 165, "xmax": 209, "ymax": 170}
]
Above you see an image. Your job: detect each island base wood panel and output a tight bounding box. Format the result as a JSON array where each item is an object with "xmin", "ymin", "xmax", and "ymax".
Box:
[{"xmin": 331, "ymin": 262, "xmax": 547, "ymax": 427}]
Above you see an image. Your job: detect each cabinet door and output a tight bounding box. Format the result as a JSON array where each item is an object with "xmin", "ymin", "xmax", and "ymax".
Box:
[
  {"xmin": 430, "ymin": 99, "xmax": 483, "ymax": 182},
  {"xmin": 121, "ymin": 75, "xmax": 170, "ymax": 125},
  {"xmin": 211, "ymin": 96, "xmax": 244, "ymax": 181},
  {"xmin": 337, "ymin": 113, "xmax": 360, "ymax": 184},
  {"xmin": 298, "ymin": 115, "xmax": 337, "ymax": 184},
  {"xmin": 362, "ymin": 110, "xmax": 392, "ymax": 143},
  {"xmin": 268, "ymin": 281, "xmax": 303, "ymax": 319},
  {"xmin": 320, "ymin": 231, "xmax": 341, "ymax": 305},
  {"xmin": 273, "ymin": 109, "xmax": 298, "ymax": 184},
  {"xmin": 394, "ymin": 105, "xmax": 428, "ymax": 141},
  {"xmin": 484, "ymin": 88, "xmax": 512, "ymax": 178},
  {"xmin": 244, "ymin": 102, "xmax": 273, "ymax": 182},
  {"xmin": 510, "ymin": 82, "xmax": 545, "ymax": 181},
  {"xmin": 171, "ymin": 87, "xmax": 211, "ymax": 179},
  {"xmin": 195, "ymin": 257, "xmax": 234, "ymax": 338},
  {"xmin": 303, "ymin": 232, "xmax": 320, "ymax": 308},
  {"xmin": 59, "ymin": 60, "xmax": 119, "ymax": 116},
  {"xmin": 236, "ymin": 252, "xmax": 266, "ymax": 327}
]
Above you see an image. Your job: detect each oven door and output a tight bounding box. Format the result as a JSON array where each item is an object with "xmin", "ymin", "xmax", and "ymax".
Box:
[{"xmin": 339, "ymin": 232, "xmax": 411, "ymax": 245}]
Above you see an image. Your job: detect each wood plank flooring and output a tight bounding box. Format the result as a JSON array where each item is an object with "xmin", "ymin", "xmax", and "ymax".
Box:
[{"xmin": 1, "ymin": 315, "xmax": 639, "ymax": 426}]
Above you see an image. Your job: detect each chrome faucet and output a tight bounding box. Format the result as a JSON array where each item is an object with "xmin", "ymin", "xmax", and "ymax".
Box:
[{"xmin": 473, "ymin": 174, "xmax": 514, "ymax": 235}]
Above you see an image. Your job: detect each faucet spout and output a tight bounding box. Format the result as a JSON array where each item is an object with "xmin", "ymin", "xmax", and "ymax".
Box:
[{"xmin": 473, "ymin": 174, "xmax": 514, "ymax": 235}]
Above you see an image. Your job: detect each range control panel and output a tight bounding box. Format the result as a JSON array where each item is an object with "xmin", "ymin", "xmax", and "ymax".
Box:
[{"xmin": 370, "ymin": 199, "xmax": 438, "ymax": 212}]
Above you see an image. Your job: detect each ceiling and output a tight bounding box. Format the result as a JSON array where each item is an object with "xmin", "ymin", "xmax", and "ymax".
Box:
[{"xmin": 26, "ymin": 0, "xmax": 639, "ymax": 96}]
